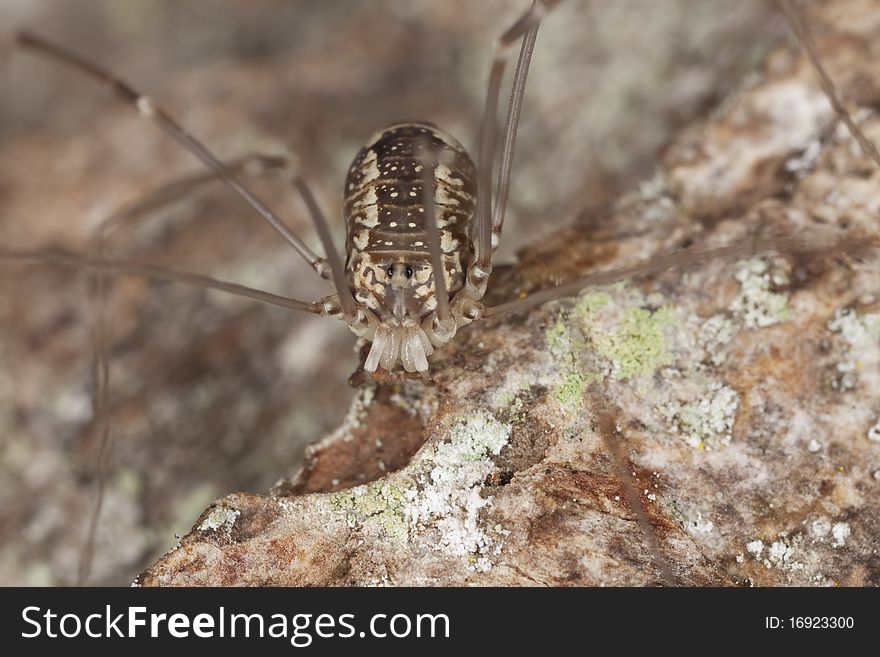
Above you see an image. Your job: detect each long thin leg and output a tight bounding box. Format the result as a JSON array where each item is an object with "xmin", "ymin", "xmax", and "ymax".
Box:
[
  {"xmin": 95, "ymin": 153, "xmax": 294, "ymax": 244},
  {"xmin": 12, "ymin": 31, "xmax": 338, "ymax": 280},
  {"xmin": 486, "ymin": 2, "xmax": 880, "ymax": 317},
  {"xmin": 483, "ymin": 231, "xmax": 879, "ymax": 317},
  {"xmin": 88, "ymin": 150, "xmax": 355, "ymax": 315},
  {"xmin": 79, "ymin": 152, "xmax": 290, "ymax": 584},
  {"xmin": 778, "ymin": 0, "xmax": 880, "ymax": 169},
  {"xmin": 590, "ymin": 389, "xmax": 676, "ymax": 585},
  {"xmin": 29, "ymin": 147, "xmax": 346, "ymax": 581},
  {"xmin": 492, "ymin": 1, "xmax": 541, "ymax": 243},
  {"xmin": 417, "ymin": 138, "xmax": 452, "ymax": 324},
  {"xmin": 0, "ymin": 247, "xmax": 325, "ymax": 314},
  {"xmin": 79, "ymin": 272, "xmax": 109, "ymax": 585},
  {"xmin": 475, "ymin": 0, "xmax": 560, "ymax": 270},
  {"xmin": 291, "ymin": 178, "xmax": 355, "ymax": 317}
]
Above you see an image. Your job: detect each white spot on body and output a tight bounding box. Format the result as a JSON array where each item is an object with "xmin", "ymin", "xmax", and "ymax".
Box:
[
  {"xmin": 358, "ymin": 149, "xmax": 380, "ymax": 185},
  {"xmin": 440, "ymin": 230, "xmax": 459, "ymax": 254},
  {"xmin": 353, "ymin": 230, "xmax": 369, "ymax": 251},
  {"xmin": 437, "ymin": 212, "xmax": 458, "ymax": 228},
  {"xmin": 435, "ymin": 163, "xmax": 464, "ymax": 187},
  {"xmin": 352, "ymin": 187, "xmax": 378, "ymax": 209},
  {"xmin": 414, "ymin": 267, "xmax": 431, "ymax": 284},
  {"xmin": 435, "ymin": 186, "xmax": 460, "ymax": 207}
]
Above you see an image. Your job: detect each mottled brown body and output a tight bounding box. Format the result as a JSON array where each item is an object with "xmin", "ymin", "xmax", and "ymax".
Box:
[{"xmin": 344, "ymin": 122, "xmax": 476, "ymax": 324}]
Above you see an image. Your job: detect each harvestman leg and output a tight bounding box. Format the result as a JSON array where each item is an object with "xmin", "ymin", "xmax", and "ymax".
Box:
[
  {"xmin": 80, "ymin": 151, "xmax": 335, "ymax": 584},
  {"xmin": 473, "ymin": 0, "xmax": 561, "ymax": 278},
  {"xmin": 472, "ymin": 0, "xmax": 684, "ymax": 585},
  {"xmin": 6, "ymin": 27, "xmax": 353, "ymax": 584},
  {"xmin": 483, "ymin": 0, "xmax": 880, "ymax": 319},
  {"xmin": 11, "ymin": 31, "xmax": 355, "ymax": 315},
  {"xmin": 0, "ymin": 245, "xmax": 326, "ymax": 587},
  {"xmin": 0, "ymin": 246, "xmax": 326, "ymax": 582},
  {"xmin": 777, "ymin": 0, "xmax": 880, "ymax": 169},
  {"xmin": 3, "ymin": 150, "xmax": 333, "ymax": 583},
  {"xmin": 94, "ymin": 153, "xmax": 294, "ymax": 245},
  {"xmin": 418, "ymin": 140, "xmax": 452, "ymax": 326},
  {"xmin": 475, "ymin": 0, "xmax": 880, "ymax": 584},
  {"xmin": 0, "ymin": 248, "xmax": 325, "ymax": 311},
  {"xmin": 492, "ymin": 1, "xmax": 541, "ymax": 244},
  {"xmin": 483, "ymin": 232, "xmax": 879, "ymax": 318}
]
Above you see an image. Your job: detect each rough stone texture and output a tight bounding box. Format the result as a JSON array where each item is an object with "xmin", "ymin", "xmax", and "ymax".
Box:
[
  {"xmin": 0, "ymin": 1, "xmax": 788, "ymax": 585},
  {"xmin": 140, "ymin": 0, "xmax": 880, "ymax": 586}
]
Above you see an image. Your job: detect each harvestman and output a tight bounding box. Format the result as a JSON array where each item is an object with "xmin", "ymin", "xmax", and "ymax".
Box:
[{"xmin": 1, "ymin": 0, "xmax": 878, "ymax": 583}]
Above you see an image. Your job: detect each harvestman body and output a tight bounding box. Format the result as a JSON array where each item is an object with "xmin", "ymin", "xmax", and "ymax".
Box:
[
  {"xmin": 2, "ymin": 1, "xmax": 878, "ymax": 584},
  {"xmin": 343, "ymin": 123, "xmax": 481, "ymax": 373}
]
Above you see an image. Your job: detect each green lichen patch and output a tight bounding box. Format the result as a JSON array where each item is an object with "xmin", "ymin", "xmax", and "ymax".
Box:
[
  {"xmin": 546, "ymin": 312, "xmax": 593, "ymax": 405},
  {"xmin": 546, "ymin": 289, "xmax": 678, "ymax": 404},
  {"xmin": 573, "ymin": 291, "xmax": 611, "ymax": 318},
  {"xmin": 330, "ymin": 480, "xmax": 408, "ymax": 542},
  {"xmin": 588, "ymin": 305, "xmax": 676, "ymax": 380},
  {"xmin": 553, "ymin": 371, "xmax": 591, "ymax": 406},
  {"xmin": 544, "ymin": 292, "xmax": 614, "ymax": 405},
  {"xmin": 198, "ymin": 504, "xmax": 240, "ymax": 533}
]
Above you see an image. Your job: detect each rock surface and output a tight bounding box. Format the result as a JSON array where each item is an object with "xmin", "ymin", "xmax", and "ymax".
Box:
[
  {"xmin": 0, "ymin": 1, "xmax": 785, "ymax": 585},
  {"xmin": 141, "ymin": 0, "xmax": 880, "ymax": 586}
]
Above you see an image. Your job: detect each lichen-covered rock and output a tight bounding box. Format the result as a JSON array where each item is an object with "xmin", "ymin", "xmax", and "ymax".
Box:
[
  {"xmin": 141, "ymin": 0, "xmax": 880, "ymax": 587},
  {"xmin": 2, "ymin": 0, "xmax": 790, "ymax": 587}
]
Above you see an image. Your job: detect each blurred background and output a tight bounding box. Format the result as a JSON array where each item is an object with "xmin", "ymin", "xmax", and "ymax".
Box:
[{"xmin": 0, "ymin": 0, "xmax": 787, "ymax": 585}]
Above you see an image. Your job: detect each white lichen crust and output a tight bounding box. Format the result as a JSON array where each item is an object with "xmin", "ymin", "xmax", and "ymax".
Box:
[{"xmin": 405, "ymin": 412, "xmax": 510, "ymax": 571}]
